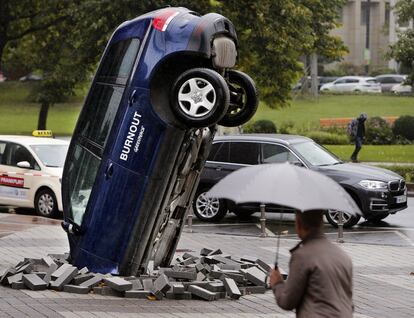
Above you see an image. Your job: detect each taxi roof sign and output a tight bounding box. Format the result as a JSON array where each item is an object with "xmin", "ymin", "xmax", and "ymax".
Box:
[{"xmin": 32, "ymin": 130, "xmax": 53, "ymax": 137}]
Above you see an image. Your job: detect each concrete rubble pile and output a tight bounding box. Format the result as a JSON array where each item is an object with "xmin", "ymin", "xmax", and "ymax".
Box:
[{"xmin": 0, "ymin": 248, "xmax": 285, "ymax": 301}]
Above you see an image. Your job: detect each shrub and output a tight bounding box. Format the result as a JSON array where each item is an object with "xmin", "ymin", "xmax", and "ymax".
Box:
[
  {"xmin": 278, "ymin": 121, "xmax": 295, "ymax": 134},
  {"xmin": 393, "ymin": 115, "xmax": 414, "ymax": 141},
  {"xmin": 244, "ymin": 120, "xmax": 277, "ymax": 133},
  {"xmin": 377, "ymin": 165, "xmax": 414, "ymax": 183},
  {"xmin": 365, "ymin": 116, "xmax": 394, "ymax": 145},
  {"xmin": 303, "ymin": 131, "xmax": 349, "ymax": 145}
]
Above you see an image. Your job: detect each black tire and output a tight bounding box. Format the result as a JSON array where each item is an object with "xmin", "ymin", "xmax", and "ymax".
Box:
[
  {"xmin": 192, "ymin": 188, "xmax": 227, "ymax": 222},
  {"xmin": 325, "ymin": 210, "xmax": 361, "ymax": 228},
  {"xmin": 232, "ymin": 210, "xmax": 256, "ymax": 219},
  {"xmin": 170, "ymin": 68, "xmax": 229, "ymax": 127},
  {"xmin": 35, "ymin": 188, "xmax": 59, "ymax": 218},
  {"xmin": 219, "ymin": 70, "xmax": 259, "ymax": 127}
]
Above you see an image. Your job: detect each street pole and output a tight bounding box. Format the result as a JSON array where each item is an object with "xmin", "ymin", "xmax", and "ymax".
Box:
[
  {"xmin": 260, "ymin": 203, "xmax": 267, "ymax": 237},
  {"xmin": 310, "ymin": 52, "xmax": 318, "ymax": 98},
  {"xmin": 337, "ymin": 210, "xmax": 344, "ymax": 243},
  {"xmin": 365, "ymin": 0, "xmax": 371, "ymax": 75}
]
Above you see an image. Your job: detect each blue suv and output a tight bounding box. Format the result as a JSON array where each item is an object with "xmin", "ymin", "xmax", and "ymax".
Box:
[{"xmin": 61, "ymin": 7, "xmax": 258, "ymax": 275}]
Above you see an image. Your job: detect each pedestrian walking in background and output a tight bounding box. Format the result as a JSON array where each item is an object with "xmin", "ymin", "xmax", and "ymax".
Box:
[
  {"xmin": 350, "ymin": 113, "xmax": 368, "ymax": 163},
  {"xmin": 269, "ymin": 211, "xmax": 354, "ymax": 318}
]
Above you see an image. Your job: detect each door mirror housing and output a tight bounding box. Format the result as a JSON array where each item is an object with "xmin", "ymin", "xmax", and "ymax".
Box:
[
  {"xmin": 292, "ymin": 161, "xmax": 304, "ymax": 167},
  {"xmin": 17, "ymin": 161, "xmax": 31, "ymax": 169}
]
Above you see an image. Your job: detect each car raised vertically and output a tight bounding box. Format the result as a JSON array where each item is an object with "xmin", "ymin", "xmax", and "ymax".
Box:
[
  {"xmin": 0, "ymin": 135, "xmax": 68, "ymax": 217},
  {"xmin": 320, "ymin": 76, "xmax": 382, "ymax": 93},
  {"xmin": 61, "ymin": 7, "xmax": 258, "ymax": 275},
  {"xmin": 194, "ymin": 134, "xmax": 407, "ymax": 228}
]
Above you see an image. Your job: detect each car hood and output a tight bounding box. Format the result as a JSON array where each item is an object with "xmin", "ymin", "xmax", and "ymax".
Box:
[
  {"xmin": 315, "ymin": 163, "xmax": 402, "ymax": 184},
  {"xmin": 42, "ymin": 167, "xmax": 63, "ymax": 177}
]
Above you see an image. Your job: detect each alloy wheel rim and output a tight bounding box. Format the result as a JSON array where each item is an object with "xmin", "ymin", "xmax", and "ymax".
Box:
[
  {"xmin": 196, "ymin": 192, "xmax": 220, "ymax": 219},
  {"xmin": 178, "ymin": 77, "xmax": 216, "ymax": 118},
  {"xmin": 328, "ymin": 210, "xmax": 352, "ymax": 224},
  {"xmin": 38, "ymin": 193, "xmax": 54, "ymax": 215}
]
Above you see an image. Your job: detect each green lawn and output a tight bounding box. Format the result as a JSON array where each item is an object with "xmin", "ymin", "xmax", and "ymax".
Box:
[
  {"xmin": 0, "ymin": 82, "xmax": 82, "ymax": 136},
  {"xmin": 325, "ymin": 145, "xmax": 414, "ymax": 163},
  {"xmin": 253, "ymin": 94, "xmax": 414, "ymax": 130}
]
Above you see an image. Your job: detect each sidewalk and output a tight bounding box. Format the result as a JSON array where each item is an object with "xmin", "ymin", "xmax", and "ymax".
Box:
[{"xmin": 0, "ymin": 215, "xmax": 414, "ymax": 317}]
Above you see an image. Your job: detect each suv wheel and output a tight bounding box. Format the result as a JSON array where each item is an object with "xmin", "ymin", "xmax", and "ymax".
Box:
[
  {"xmin": 219, "ymin": 70, "xmax": 258, "ymax": 127},
  {"xmin": 325, "ymin": 210, "xmax": 361, "ymax": 228},
  {"xmin": 35, "ymin": 188, "xmax": 58, "ymax": 218},
  {"xmin": 193, "ymin": 189, "xmax": 227, "ymax": 222},
  {"xmin": 171, "ymin": 68, "xmax": 229, "ymax": 127}
]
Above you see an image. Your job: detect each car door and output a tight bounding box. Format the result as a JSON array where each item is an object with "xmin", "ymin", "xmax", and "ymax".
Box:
[
  {"xmin": 260, "ymin": 142, "xmax": 304, "ymax": 165},
  {"xmin": 0, "ymin": 142, "xmax": 40, "ymax": 208},
  {"xmin": 331, "ymin": 78, "xmax": 347, "ymax": 92},
  {"xmin": 201, "ymin": 141, "xmax": 260, "ymax": 187},
  {"xmin": 345, "ymin": 78, "xmax": 360, "ymax": 91}
]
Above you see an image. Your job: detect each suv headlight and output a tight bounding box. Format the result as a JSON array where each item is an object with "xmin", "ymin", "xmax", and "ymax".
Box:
[{"xmin": 358, "ymin": 180, "xmax": 388, "ymax": 190}]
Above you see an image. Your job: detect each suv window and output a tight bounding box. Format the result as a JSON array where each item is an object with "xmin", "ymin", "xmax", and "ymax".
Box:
[
  {"xmin": 210, "ymin": 142, "xmax": 230, "ymax": 162},
  {"xmin": 4, "ymin": 143, "xmax": 40, "ymax": 170},
  {"xmin": 0, "ymin": 141, "xmax": 6, "ymax": 165},
  {"xmin": 229, "ymin": 142, "xmax": 259, "ymax": 165},
  {"xmin": 346, "ymin": 79, "xmax": 359, "ymax": 83},
  {"xmin": 262, "ymin": 143, "xmax": 299, "ymax": 164},
  {"xmin": 334, "ymin": 79, "xmax": 346, "ymax": 84}
]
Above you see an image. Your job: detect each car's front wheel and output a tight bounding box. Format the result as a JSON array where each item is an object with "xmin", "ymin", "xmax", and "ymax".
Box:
[
  {"xmin": 35, "ymin": 188, "xmax": 59, "ymax": 218},
  {"xmin": 170, "ymin": 68, "xmax": 229, "ymax": 128},
  {"xmin": 325, "ymin": 210, "xmax": 361, "ymax": 228},
  {"xmin": 192, "ymin": 189, "xmax": 227, "ymax": 222}
]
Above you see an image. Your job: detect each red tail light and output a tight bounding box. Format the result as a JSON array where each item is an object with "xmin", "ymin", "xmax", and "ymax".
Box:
[{"xmin": 153, "ymin": 10, "xmax": 179, "ymax": 32}]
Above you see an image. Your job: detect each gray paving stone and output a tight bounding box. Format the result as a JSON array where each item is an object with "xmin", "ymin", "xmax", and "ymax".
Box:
[
  {"xmin": 142, "ymin": 278, "xmax": 154, "ymax": 291},
  {"xmin": 163, "ymin": 269, "xmax": 197, "ymax": 280},
  {"xmin": 43, "ymin": 262, "xmax": 58, "ymax": 284},
  {"xmin": 205, "ymin": 281, "xmax": 225, "ymax": 292},
  {"xmin": 153, "ymin": 273, "xmax": 171, "ymax": 294},
  {"xmin": 100, "ymin": 286, "xmax": 124, "ymax": 297},
  {"xmin": 103, "ymin": 277, "xmax": 132, "ymax": 292},
  {"xmin": 165, "ymin": 291, "xmax": 192, "ymax": 299},
  {"xmin": 208, "ymin": 249, "xmax": 222, "ymax": 256},
  {"xmin": 78, "ymin": 267, "xmax": 89, "ymax": 275},
  {"xmin": 129, "ymin": 279, "xmax": 143, "ymax": 290},
  {"xmin": 256, "ymin": 259, "xmax": 272, "ymax": 273},
  {"xmin": 241, "ymin": 266, "xmax": 267, "ymax": 287},
  {"xmin": 51, "ymin": 263, "xmax": 72, "ymax": 279},
  {"xmin": 11, "ymin": 281, "xmax": 25, "ymax": 289},
  {"xmin": 22, "ymin": 274, "xmax": 47, "ymax": 291},
  {"xmin": 72, "ymin": 273, "xmax": 95, "ymax": 285},
  {"xmin": 200, "ymin": 248, "xmax": 213, "ymax": 256},
  {"xmin": 171, "ymin": 282, "xmax": 185, "ymax": 294},
  {"xmin": 49, "ymin": 266, "xmax": 78, "ymax": 291},
  {"xmin": 124, "ymin": 290, "xmax": 150, "ymax": 298},
  {"xmin": 188, "ymin": 285, "xmax": 217, "ymax": 301},
  {"xmin": 223, "ymin": 277, "xmax": 241, "ymax": 299},
  {"xmin": 6, "ymin": 272, "xmax": 23, "ymax": 285},
  {"xmin": 63, "ymin": 284, "xmax": 90, "ymax": 294}
]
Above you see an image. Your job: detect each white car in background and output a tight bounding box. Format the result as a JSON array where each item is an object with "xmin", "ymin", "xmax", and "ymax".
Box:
[
  {"xmin": 391, "ymin": 83, "xmax": 412, "ymax": 95},
  {"xmin": 0, "ymin": 134, "xmax": 69, "ymax": 217},
  {"xmin": 320, "ymin": 76, "xmax": 382, "ymax": 93}
]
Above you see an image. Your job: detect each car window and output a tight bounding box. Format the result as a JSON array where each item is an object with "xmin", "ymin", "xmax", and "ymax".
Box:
[
  {"xmin": 67, "ymin": 145, "xmax": 101, "ymax": 226},
  {"xmin": 211, "ymin": 142, "xmax": 230, "ymax": 162},
  {"xmin": 346, "ymin": 79, "xmax": 359, "ymax": 83},
  {"xmin": 366, "ymin": 79, "xmax": 378, "ymax": 84},
  {"xmin": 262, "ymin": 143, "xmax": 299, "ymax": 164},
  {"xmin": 334, "ymin": 79, "xmax": 346, "ymax": 84},
  {"xmin": 0, "ymin": 141, "xmax": 6, "ymax": 165},
  {"xmin": 4, "ymin": 143, "xmax": 40, "ymax": 170},
  {"xmin": 207, "ymin": 143, "xmax": 221, "ymax": 161},
  {"xmin": 96, "ymin": 38, "xmax": 141, "ymax": 85},
  {"xmin": 291, "ymin": 141, "xmax": 341, "ymax": 166},
  {"xmin": 229, "ymin": 142, "xmax": 259, "ymax": 165},
  {"xmin": 30, "ymin": 145, "xmax": 69, "ymax": 168}
]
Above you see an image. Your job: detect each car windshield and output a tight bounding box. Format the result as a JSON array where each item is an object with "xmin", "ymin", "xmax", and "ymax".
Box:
[
  {"xmin": 30, "ymin": 145, "xmax": 69, "ymax": 167},
  {"xmin": 291, "ymin": 141, "xmax": 341, "ymax": 166}
]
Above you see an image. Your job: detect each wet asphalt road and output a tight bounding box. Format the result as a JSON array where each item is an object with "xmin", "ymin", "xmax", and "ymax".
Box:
[{"xmin": 189, "ymin": 197, "xmax": 414, "ymax": 247}]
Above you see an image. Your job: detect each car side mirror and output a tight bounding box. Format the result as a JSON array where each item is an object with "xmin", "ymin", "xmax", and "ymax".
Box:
[
  {"xmin": 292, "ymin": 161, "xmax": 304, "ymax": 167},
  {"xmin": 17, "ymin": 161, "xmax": 31, "ymax": 169}
]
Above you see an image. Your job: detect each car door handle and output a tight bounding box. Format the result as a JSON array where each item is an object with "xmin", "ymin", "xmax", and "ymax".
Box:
[
  {"xmin": 105, "ymin": 163, "xmax": 114, "ymax": 179},
  {"xmin": 128, "ymin": 89, "xmax": 137, "ymax": 107}
]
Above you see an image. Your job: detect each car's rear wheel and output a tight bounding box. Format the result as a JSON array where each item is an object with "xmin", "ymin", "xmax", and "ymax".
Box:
[
  {"xmin": 325, "ymin": 210, "xmax": 361, "ymax": 228},
  {"xmin": 193, "ymin": 189, "xmax": 227, "ymax": 222},
  {"xmin": 170, "ymin": 68, "xmax": 229, "ymax": 128},
  {"xmin": 219, "ymin": 70, "xmax": 258, "ymax": 127},
  {"xmin": 35, "ymin": 188, "xmax": 58, "ymax": 218}
]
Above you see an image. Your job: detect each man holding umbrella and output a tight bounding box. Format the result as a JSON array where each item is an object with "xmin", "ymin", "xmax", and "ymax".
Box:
[{"xmin": 269, "ymin": 210, "xmax": 354, "ymax": 318}]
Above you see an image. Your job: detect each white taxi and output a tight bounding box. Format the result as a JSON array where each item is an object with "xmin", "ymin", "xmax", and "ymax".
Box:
[{"xmin": 0, "ymin": 133, "xmax": 69, "ymax": 217}]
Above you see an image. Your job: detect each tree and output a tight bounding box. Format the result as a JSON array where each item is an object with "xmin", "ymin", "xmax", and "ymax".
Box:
[
  {"xmin": 217, "ymin": 0, "xmax": 347, "ymax": 106},
  {"xmin": 0, "ymin": 0, "xmax": 70, "ymax": 73},
  {"xmin": 389, "ymin": 0, "xmax": 414, "ymax": 90}
]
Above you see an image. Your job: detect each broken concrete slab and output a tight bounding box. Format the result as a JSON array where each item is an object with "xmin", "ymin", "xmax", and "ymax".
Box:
[
  {"xmin": 188, "ymin": 285, "xmax": 217, "ymax": 301},
  {"xmin": 103, "ymin": 277, "xmax": 133, "ymax": 292},
  {"xmin": 22, "ymin": 274, "xmax": 47, "ymax": 291}
]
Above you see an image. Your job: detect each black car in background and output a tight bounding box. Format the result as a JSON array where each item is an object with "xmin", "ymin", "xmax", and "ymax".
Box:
[{"xmin": 193, "ymin": 134, "xmax": 408, "ymax": 228}]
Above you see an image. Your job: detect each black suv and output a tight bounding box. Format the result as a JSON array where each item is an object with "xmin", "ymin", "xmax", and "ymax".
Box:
[{"xmin": 193, "ymin": 134, "xmax": 408, "ymax": 228}]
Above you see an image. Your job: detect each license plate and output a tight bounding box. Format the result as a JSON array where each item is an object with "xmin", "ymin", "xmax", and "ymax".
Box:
[{"xmin": 395, "ymin": 195, "xmax": 407, "ymax": 204}]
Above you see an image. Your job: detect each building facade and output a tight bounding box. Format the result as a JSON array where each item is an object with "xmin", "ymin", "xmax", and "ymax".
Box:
[{"xmin": 332, "ymin": 0, "xmax": 413, "ymax": 70}]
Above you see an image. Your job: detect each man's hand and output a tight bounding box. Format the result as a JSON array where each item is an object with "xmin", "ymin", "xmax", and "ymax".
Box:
[{"xmin": 269, "ymin": 268, "xmax": 283, "ymax": 288}]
